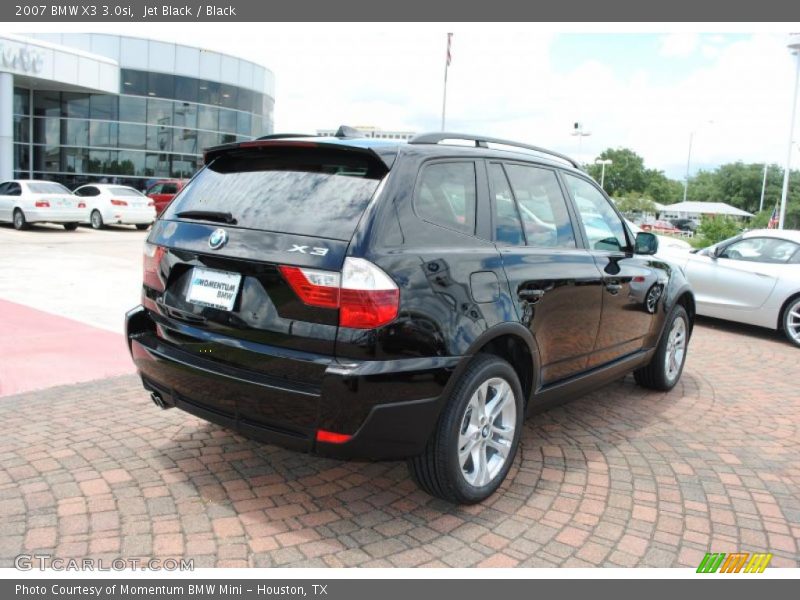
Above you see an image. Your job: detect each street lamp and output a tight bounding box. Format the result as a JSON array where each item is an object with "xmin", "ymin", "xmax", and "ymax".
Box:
[
  {"xmin": 571, "ymin": 121, "xmax": 591, "ymax": 151},
  {"xmin": 683, "ymin": 120, "xmax": 714, "ymax": 203},
  {"xmin": 595, "ymin": 159, "xmax": 613, "ymax": 189},
  {"xmin": 778, "ymin": 34, "xmax": 800, "ymax": 230}
]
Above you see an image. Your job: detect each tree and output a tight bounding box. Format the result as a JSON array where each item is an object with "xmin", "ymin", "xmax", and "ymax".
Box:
[
  {"xmin": 586, "ymin": 148, "xmax": 647, "ymax": 197},
  {"xmin": 697, "ymin": 216, "xmax": 742, "ymax": 245},
  {"xmin": 615, "ymin": 196, "xmax": 657, "ymax": 215}
]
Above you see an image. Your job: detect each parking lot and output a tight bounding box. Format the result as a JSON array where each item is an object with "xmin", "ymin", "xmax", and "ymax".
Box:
[{"xmin": 1, "ymin": 225, "xmax": 798, "ymax": 568}]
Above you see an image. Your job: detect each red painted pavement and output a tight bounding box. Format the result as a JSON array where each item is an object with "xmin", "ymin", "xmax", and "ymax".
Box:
[{"xmin": 0, "ymin": 299, "xmax": 135, "ymax": 397}]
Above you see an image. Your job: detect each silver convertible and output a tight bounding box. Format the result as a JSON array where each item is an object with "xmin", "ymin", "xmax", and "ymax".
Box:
[{"xmin": 679, "ymin": 229, "xmax": 800, "ymax": 347}]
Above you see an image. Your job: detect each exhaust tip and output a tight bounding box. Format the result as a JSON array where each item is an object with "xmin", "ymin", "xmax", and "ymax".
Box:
[{"xmin": 150, "ymin": 391, "xmax": 166, "ymax": 409}]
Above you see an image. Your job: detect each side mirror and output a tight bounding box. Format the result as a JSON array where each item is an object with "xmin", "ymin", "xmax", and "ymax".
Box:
[
  {"xmin": 710, "ymin": 245, "xmax": 724, "ymax": 259},
  {"xmin": 634, "ymin": 232, "xmax": 658, "ymax": 255}
]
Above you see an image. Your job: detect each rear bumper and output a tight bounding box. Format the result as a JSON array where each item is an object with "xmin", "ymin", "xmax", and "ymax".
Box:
[
  {"xmin": 125, "ymin": 305, "xmax": 458, "ymax": 460},
  {"xmin": 97, "ymin": 207, "xmax": 155, "ymax": 225},
  {"xmin": 25, "ymin": 208, "xmax": 88, "ymax": 223}
]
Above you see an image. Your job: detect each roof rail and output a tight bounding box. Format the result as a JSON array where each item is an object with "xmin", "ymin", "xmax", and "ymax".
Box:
[
  {"xmin": 409, "ymin": 132, "xmax": 581, "ymax": 169},
  {"xmin": 256, "ymin": 133, "xmax": 315, "ymax": 141}
]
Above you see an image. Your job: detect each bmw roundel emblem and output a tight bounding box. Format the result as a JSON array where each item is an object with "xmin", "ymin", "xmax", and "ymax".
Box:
[{"xmin": 208, "ymin": 228, "xmax": 228, "ymax": 250}]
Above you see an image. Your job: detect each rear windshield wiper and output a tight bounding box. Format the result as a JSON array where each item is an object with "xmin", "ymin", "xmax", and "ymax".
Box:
[{"xmin": 175, "ymin": 210, "xmax": 237, "ymax": 225}]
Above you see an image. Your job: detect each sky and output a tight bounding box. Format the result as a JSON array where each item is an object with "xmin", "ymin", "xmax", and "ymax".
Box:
[{"xmin": 13, "ymin": 23, "xmax": 800, "ymax": 180}]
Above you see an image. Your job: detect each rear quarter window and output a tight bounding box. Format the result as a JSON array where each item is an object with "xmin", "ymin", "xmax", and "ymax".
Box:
[
  {"xmin": 163, "ymin": 147, "xmax": 385, "ymax": 240},
  {"xmin": 414, "ymin": 161, "xmax": 477, "ymax": 235}
]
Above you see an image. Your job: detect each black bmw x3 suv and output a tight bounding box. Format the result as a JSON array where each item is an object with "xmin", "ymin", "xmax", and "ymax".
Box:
[{"xmin": 126, "ymin": 129, "xmax": 694, "ymax": 504}]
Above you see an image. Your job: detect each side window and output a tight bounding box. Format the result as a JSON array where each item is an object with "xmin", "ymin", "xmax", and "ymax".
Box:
[
  {"xmin": 489, "ymin": 163, "xmax": 524, "ymax": 245},
  {"xmin": 564, "ymin": 174, "xmax": 628, "ymax": 252},
  {"xmin": 504, "ymin": 164, "xmax": 576, "ymax": 249},
  {"xmin": 415, "ymin": 162, "xmax": 477, "ymax": 235},
  {"xmin": 8, "ymin": 183, "xmax": 22, "ymax": 196},
  {"xmin": 162, "ymin": 183, "xmax": 178, "ymax": 194},
  {"xmin": 0, "ymin": 183, "xmax": 9, "ymax": 195},
  {"xmin": 721, "ymin": 238, "xmax": 800, "ymax": 264},
  {"xmin": 147, "ymin": 184, "xmax": 162, "ymax": 195}
]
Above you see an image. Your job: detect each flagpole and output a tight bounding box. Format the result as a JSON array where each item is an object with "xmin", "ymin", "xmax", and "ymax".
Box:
[{"xmin": 441, "ymin": 33, "xmax": 451, "ymax": 131}]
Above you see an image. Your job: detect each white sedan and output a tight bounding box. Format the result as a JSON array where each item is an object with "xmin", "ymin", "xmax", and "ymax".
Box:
[
  {"xmin": 625, "ymin": 219, "xmax": 692, "ymax": 254},
  {"xmin": 0, "ymin": 179, "xmax": 88, "ymax": 230},
  {"xmin": 678, "ymin": 229, "xmax": 800, "ymax": 347},
  {"xmin": 73, "ymin": 184, "xmax": 156, "ymax": 230}
]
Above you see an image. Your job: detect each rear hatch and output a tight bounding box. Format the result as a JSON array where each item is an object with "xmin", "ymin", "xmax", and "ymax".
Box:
[{"xmin": 140, "ymin": 142, "xmax": 390, "ymax": 429}]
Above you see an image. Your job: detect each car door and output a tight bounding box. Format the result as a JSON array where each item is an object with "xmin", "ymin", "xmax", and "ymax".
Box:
[
  {"xmin": 490, "ymin": 161, "xmax": 604, "ymax": 384},
  {"xmin": 562, "ymin": 172, "xmax": 664, "ymax": 368},
  {"xmin": 0, "ymin": 182, "xmax": 11, "ymax": 221},
  {"xmin": 684, "ymin": 237, "xmax": 794, "ymax": 315}
]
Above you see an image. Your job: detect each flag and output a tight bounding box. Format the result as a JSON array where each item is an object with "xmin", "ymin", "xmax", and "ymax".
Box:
[
  {"xmin": 767, "ymin": 204, "xmax": 779, "ymax": 229},
  {"xmin": 446, "ymin": 33, "xmax": 453, "ymax": 66}
]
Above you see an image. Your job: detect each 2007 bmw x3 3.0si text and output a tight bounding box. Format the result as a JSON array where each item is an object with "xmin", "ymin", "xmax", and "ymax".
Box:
[{"xmin": 125, "ymin": 128, "xmax": 695, "ymax": 504}]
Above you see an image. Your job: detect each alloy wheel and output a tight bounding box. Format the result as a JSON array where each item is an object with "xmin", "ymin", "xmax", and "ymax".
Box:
[
  {"xmin": 457, "ymin": 377, "xmax": 517, "ymax": 487},
  {"xmin": 664, "ymin": 316, "xmax": 687, "ymax": 382}
]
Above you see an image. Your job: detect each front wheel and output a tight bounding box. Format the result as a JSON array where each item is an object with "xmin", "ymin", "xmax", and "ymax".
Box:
[
  {"xmin": 634, "ymin": 304, "xmax": 689, "ymax": 391},
  {"xmin": 408, "ymin": 354, "xmax": 524, "ymax": 504},
  {"xmin": 135, "ymin": 223, "xmax": 150, "ymax": 231},
  {"xmin": 63, "ymin": 223, "xmax": 78, "ymax": 231},
  {"xmin": 781, "ymin": 296, "xmax": 800, "ymax": 348}
]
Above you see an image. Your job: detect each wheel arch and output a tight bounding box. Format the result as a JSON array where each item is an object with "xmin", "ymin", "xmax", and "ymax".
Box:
[
  {"xmin": 777, "ymin": 291, "xmax": 800, "ymax": 331},
  {"xmin": 449, "ymin": 322, "xmax": 541, "ymax": 406}
]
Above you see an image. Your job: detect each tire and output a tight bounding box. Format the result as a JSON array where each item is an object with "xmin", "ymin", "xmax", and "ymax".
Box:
[
  {"xmin": 135, "ymin": 223, "xmax": 150, "ymax": 231},
  {"xmin": 90, "ymin": 210, "xmax": 104, "ymax": 230},
  {"xmin": 63, "ymin": 222, "xmax": 78, "ymax": 231},
  {"xmin": 12, "ymin": 209, "xmax": 28, "ymax": 230},
  {"xmin": 634, "ymin": 304, "xmax": 689, "ymax": 391},
  {"xmin": 781, "ymin": 296, "xmax": 800, "ymax": 348},
  {"xmin": 407, "ymin": 354, "xmax": 524, "ymax": 504}
]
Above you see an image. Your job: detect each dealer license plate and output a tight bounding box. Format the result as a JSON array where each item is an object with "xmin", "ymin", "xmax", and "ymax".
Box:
[{"xmin": 186, "ymin": 267, "xmax": 242, "ymax": 311}]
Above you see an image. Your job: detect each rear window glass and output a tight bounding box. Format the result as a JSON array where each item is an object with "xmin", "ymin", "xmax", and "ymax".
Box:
[
  {"xmin": 163, "ymin": 148, "xmax": 385, "ymax": 240},
  {"xmin": 25, "ymin": 182, "xmax": 72, "ymax": 194},
  {"xmin": 109, "ymin": 186, "xmax": 143, "ymax": 197}
]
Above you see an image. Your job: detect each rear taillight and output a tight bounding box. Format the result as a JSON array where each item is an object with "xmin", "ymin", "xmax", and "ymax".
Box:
[
  {"xmin": 278, "ymin": 266, "xmax": 340, "ymax": 308},
  {"xmin": 279, "ymin": 257, "xmax": 399, "ymax": 329},
  {"xmin": 111, "ymin": 199, "xmax": 128, "ymax": 206},
  {"xmin": 35, "ymin": 200, "xmax": 50, "ymax": 208},
  {"xmin": 143, "ymin": 242, "xmax": 166, "ymax": 292}
]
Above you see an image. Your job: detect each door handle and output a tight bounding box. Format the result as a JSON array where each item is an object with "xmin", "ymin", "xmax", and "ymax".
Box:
[
  {"xmin": 605, "ymin": 283, "xmax": 623, "ymax": 295},
  {"xmin": 518, "ymin": 289, "xmax": 545, "ymax": 303}
]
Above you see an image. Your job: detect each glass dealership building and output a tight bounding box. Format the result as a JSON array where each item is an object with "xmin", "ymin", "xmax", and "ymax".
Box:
[{"xmin": 0, "ymin": 33, "xmax": 275, "ymax": 190}]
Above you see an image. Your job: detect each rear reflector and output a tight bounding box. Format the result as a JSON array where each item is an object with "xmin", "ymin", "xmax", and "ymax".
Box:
[
  {"xmin": 77, "ymin": 201, "xmax": 86, "ymax": 208},
  {"xmin": 279, "ymin": 257, "xmax": 399, "ymax": 329},
  {"xmin": 35, "ymin": 200, "xmax": 50, "ymax": 208},
  {"xmin": 316, "ymin": 430, "xmax": 352, "ymax": 444},
  {"xmin": 143, "ymin": 242, "xmax": 166, "ymax": 292}
]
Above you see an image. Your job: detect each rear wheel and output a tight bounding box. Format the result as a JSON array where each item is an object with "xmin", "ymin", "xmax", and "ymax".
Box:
[
  {"xmin": 135, "ymin": 223, "xmax": 150, "ymax": 231},
  {"xmin": 63, "ymin": 222, "xmax": 78, "ymax": 231},
  {"xmin": 634, "ymin": 304, "xmax": 689, "ymax": 391},
  {"xmin": 408, "ymin": 354, "xmax": 524, "ymax": 504},
  {"xmin": 90, "ymin": 210, "xmax": 104, "ymax": 230},
  {"xmin": 12, "ymin": 209, "xmax": 28, "ymax": 230},
  {"xmin": 781, "ymin": 296, "xmax": 800, "ymax": 348}
]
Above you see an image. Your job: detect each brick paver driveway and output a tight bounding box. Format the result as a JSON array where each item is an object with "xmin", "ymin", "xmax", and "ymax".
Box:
[{"xmin": 1, "ymin": 319, "xmax": 798, "ymax": 568}]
